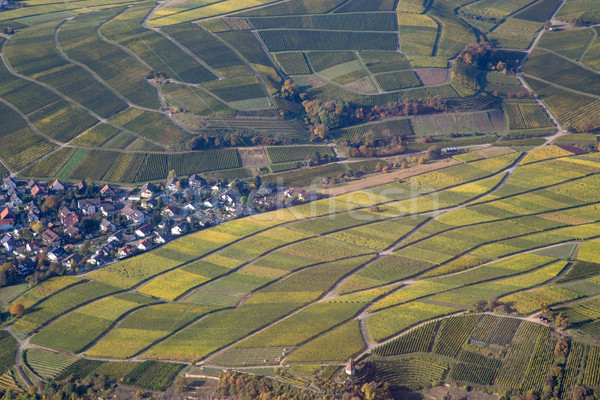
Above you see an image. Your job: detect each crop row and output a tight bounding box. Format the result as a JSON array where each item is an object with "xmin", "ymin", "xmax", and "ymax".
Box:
[
  {"xmin": 266, "ymin": 145, "xmax": 335, "ymax": 164},
  {"xmin": 495, "ymin": 322, "xmax": 549, "ymax": 388},
  {"xmin": 374, "ymin": 359, "xmax": 448, "ymax": 389},
  {"xmin": 373, "ymin": 320, "xmax": 439, "ymax": 356},
  {"xmin": 241, "ymin": 0, "xmax": 345, "ymax": 16},
  {"xmin": 31, "ymin": 294, "xmax": 158, "ymax": 353},
  {"xmin": 32, "ymin": 148, "xmax": 241, "ymax": 183},
  {"xmin": 24, "ymin": 348, "xmax": 77, "ymax": 380},
  {"xmin": 162, "ymin": 24, "xmax": 249, "ymax": 78},
  {"xmin": 250, "ymin": 13, "xmax": 396, "ymax": 31},
  {"xmin": 582, "ymin": 346, "xmax": 600, "ymax": 387},
  {"xmin": 432, "ymin": 315, "xmax": 481, "ymax": 358},
  {"xmin": 274, "ymin": 52, "xmax": 312, "ymax": 75},
  {"xmin": 560, "ymin": 342, "xmax": 586, "ymax": 398},
  {"xmin": 56, "ymin": 359, "xmax": 183, "ymax": 391},
  {"xmin": 520, "ymin": 334, "xmax": 557, "ymax": 392},
  {"xmin": 259, "ymin": 30, "xmax": 397, "ymax": 52},
  {"xmin": 0, "ymin": 332, "xmax": 17, "ymax": 375},
  {"xmin": 330, "ymin": 118, "xmax": 413, "ymax": 142}
]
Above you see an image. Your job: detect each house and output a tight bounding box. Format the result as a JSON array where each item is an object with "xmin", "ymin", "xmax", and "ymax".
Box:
[
  {"xmin": 140, "ymin": 182, "xmax": 156, "ymax": 199},
  {"xmin": 100, "ymin": 204, "xmax": 117, "ymax": 216},
  {"xmin": 2, "ymin": 236, "xmax": 17, "ymax": 252},
  {"xmin": 30, "ymin": 185, "xmax": 43, "ymax": 197},
  {"xmin": 283, "ymin": 188, "xmax": 317, "ymax": 202},
  {"xmin": 27, "ymin": 212, "xmax": 39, "ymax": 223},
  {"xmin": 129, "ymin": 210, "xmax": 147, "ymax": 225},
  {"xmin": 62, "ymin": 253, "xmax": 83, "ymax": 269},
  {"xmin": 42, "ymin": 229, "xmax": 61, "ymax": 247},
  {"xmin": 61, "ymin": 212, "xmax": 80, "ymax": 226},
  {"xmin": 220, "ymin": 190, "xmax": 238, "ymax": 205},
  {"xmin": 100, "ymin": 184, "xmax": 115, "ymax": 197},
  {"xmin": 203, "ymin": 196, "xmax": 219, "ymax": 209},
  {"xmin": 77, "ymin": 180, "xmax": 87, "ymax": 192},
  {"xmin": 171, "ymin": 222, "xmax": 187, "ymax": 236},
  {"xmin": 0, "ymin": 218, "xmax": 14, "ymax": 230},
  {"xmin": 108, "ymin": 230, "xmax": 125, "ymax": 243},
  {"xmin": 25, "ymin": 242, "xmax": 41, "ymax": 253},
  {"xmin": 137, "ymin": 238, "xmax": 153, "ymax": 251},
  {"xmin": 161, "ymin": 204, "xmax": 181, "ymax": 218},
  {"xmin": 59, "ymin": 206, "xmax": 71, "ymax": 218},
  {"xmin": 47, "ymin": 247, "xmax": 67, "ymax": 262},
  {"xmin": 154, "ymin": 230, "xmax": 171, "ymax": 244},
  {"xmin": 64, "ymin": 225, "xmax": 80, "ymax": 238},
  {"xmin": 193, "ymin": 185, "xmax": 211, "ymax": 198},
  {"xmin": 3, "ymin": 177, "xmax": 16, "ymax": 189},
  {"xmin": 183, "ymin": 202, "xmax": 199, "ymax": 213},
  {"xmin": 26, "ymin": 179, "xmax": 38, "ymax": 189},
  {"xmin": 165, "ymin": 177, "xmax": 179, "ymax": 192},
  {"xmin": 17, "ymin": 258, "xmax": 36, "ymax": 275},
  {"xmin": 88, "ymin": 250, "xmax": 111, "ymax": 267},
  {"xmin": 141, "ymin": 198, "xmax": 158, "ymax": 210},
  {"xmin": 0, "ymin": 207, "xmax": 14, "ymax": 220},
  {"xmin": 78, "ymin": 198, "xmax": 101, "ymax": 216},
  {"xmin": 10, "ymin": 193, "xmax": 22, "ymax": 206},
  {"xmin": 117, "ymin": 245, "xmax": 135, "ymax": 258},
  {"xmin": 135, "ymin": 223, "xmax": 153, "ymax": 238},
  {"xmin": 49, "ymin": 179, "xmax": 65, "ymax": 191},
  {"xmin": 188, "ymin": 174, "xmax": 206, "ymax": 188},
  {"xmin": 100, "ymin": 219, "xmax": 116, "ymax": 232},
  {"xmin": 121, "ymin": 206, "xmax": 148, "ymax": 225}
]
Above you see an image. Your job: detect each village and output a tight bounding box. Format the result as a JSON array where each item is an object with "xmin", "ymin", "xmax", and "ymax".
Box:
[{"xmin": 0, "ymin": 174, "xmax": 318, "ymax": 286}]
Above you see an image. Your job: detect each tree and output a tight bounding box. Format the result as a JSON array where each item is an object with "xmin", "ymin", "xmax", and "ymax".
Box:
[
  {"xmin": 475, "ymin": 300, "xmax": 487, "ymax": 312},
  {"xmin": 555, "ymin": 312, "xmax": 569, "ymax": 329},
  {"xmin": 375, "ymin": 163, "xmax": 383, "ymax": 171},
  {"xmin": 254, "ymin": 175, "xmax": 262, "ymax": 188},
  {"xmin": 9, "ymin": 303, "xmax": 25, "ymax": 316},
  {"xmin": 0, "ymin": 263, "xmax": 16, "ymax": 287},
  {"xmin": 555, "ymin": 338, "xmax": 568, "ymax": 356},
  {"xmin": 313, "ymin": 124, "xmax": 328, "ymax": 140},
  {"xmin": 417, "ymin": 156, "xmax": 425, "ymax": 164},
  {"xmin": 41, "ymin": 195, "xmax": 59, "ymax": 213},
  {"xmin": 175, "ymin": 376, "xmax": 189, "ymax": 392},
  {"xmin": 167, "ymin": 169, "xmax": 177, "ymax": 179},
  {"xmin": 543, "ymin": 20, "xmax": 552, "ymax": 30},
  {"xmin": 487, "ymin": 297, "xmax": 498, "ymax": 311},
  {"xmin": 365, "ymin": 130, "xmax": 376, "ymax": 147}
]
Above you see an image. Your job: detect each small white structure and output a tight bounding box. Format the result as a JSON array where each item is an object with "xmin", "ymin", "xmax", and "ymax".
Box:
[{"xmin": 345, "ymin": 358, "xmax": 355, "ymax": 376}]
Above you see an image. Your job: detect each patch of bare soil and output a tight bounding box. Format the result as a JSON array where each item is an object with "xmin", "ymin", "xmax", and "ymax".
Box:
[
  {"xmin": 304, "ymin": 76, "xmax": 328, "ymax": 88},
  {"xmin": 474, "ymin": 146, "xmax": 515, "ymax": 158},
  {"xmin": 415, "ymin": 68, "xmax": 450, "ymax": 86},
  {"xmin": 321, "ymin": 158, "xmax": 461, "ymax": 196},
  {"xmin": 239, "ymin": 147, "xmax": 268, "ymax": 168}
]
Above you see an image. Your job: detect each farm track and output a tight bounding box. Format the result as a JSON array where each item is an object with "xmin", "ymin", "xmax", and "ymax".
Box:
[
  {"xmin": 6, "ymin": 0, "xmax": 600, "ymax": 387},
  {"xmin": 198, "ymin": 26, "xmax": 277, "ymax": 108},
  {"xmin": 577, "ymin": 27, "xmax": 597, "ymax": 62},
  {"xmin": 516, "ymin": 0, "xmax": 569, "ymax": 135},
  {"xmin": 53, "ymin": 19, "xmax": 158, "ymax": 113},
  {"xmin": 16, "ymin": 152, "xmax": 526, "ymax": 367},
  {"xmin": 10, "ymin": 145, "xmax": 600, "ymax": 375},
  {"xmin": 152, "ymin": 28, "xmax": 224, "ymax": 80}
]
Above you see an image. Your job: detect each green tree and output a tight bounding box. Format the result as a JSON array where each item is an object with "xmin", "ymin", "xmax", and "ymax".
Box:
[{"xmin": 0, "ymin": 263, "xmax": 16, "ymax": 287}]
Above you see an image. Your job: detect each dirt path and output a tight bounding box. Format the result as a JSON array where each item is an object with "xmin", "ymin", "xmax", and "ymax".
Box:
[{"xmin": 321, "ymin": 158, "xmax": 461, "ymax": 196}]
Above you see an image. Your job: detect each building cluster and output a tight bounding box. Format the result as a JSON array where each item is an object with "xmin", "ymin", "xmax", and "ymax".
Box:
[{"xmin": 0, "ymin": 175, "xmax": 318, "ymax": 281}]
